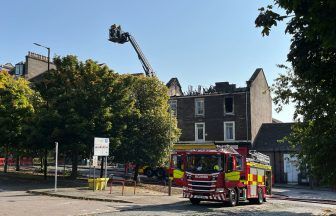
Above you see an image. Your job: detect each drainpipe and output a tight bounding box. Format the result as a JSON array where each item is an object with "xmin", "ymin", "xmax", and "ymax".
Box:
[{"xmin": 245, "ymin": 91, "xmax": 249, "ymax": 142}]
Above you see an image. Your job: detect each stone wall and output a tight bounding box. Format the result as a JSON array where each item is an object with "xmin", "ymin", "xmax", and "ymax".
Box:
[
  {"xmin": 24, "ymin": 52, "xmax": 56, "ymax": 80},
  {"xmin": 249, "ymin": 69, "xmax": 272, "ymax": 142}
]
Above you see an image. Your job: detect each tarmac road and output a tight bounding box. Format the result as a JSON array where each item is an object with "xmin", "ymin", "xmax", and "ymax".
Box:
[
  {"xmin": 1, "ymin": 173, "xmax": 336, "ymax": 216},
  {"xmin": 1, "ymin": 186, "xmax": 336, "ymax": 216},
  {"xmin": 97, "ymin": 199, "xmax": 336, "ymax": 216}
]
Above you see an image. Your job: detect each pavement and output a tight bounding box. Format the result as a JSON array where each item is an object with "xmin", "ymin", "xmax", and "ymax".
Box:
[
  {"xmin": 26, "ymin": 181, "xmax": 336, "ymax": 205},
  {"xmin": 27, "ymin": 185, "xmax": 184, "ymax": 205},
  {"xmin": 2, "ymin": 171, "xmax": 336, "ymax": 215},
  {"xmin": 272, "ymin": 185, "xmax": 336, "ymax": 202}
]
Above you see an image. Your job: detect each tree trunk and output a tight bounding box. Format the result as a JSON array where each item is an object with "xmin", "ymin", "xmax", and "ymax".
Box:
[
  {"xmin": 133, "ymin": 164, "xmax": 140, "ymax": 183},
  {"xmin": 15, "ymin": 154, "xmax": 20, "ymax": 171},
  {"xmin": 4, "ymin": 144, "xmax": 8, "ymax": 173},
  {"xmin": 43, "ymin": 148, "xmax": 48, "ymax": 180},
  {"xmin": 100, "ymin": 157, "xmax": 104, "ymax": 178},
  {"xmin": 40, "ymin": 154, "xmax": 43, "ymax": 170},
  {"xmin": 70, "ymin": 150, "xmax": 78, "ymax": 179}
]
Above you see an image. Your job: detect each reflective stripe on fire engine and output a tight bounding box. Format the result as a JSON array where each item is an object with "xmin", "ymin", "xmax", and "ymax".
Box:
[
  {"xmin": 241, "ymin": 174, "xmax": 264, "ymax": 186},
  {"xmin": 258, "ymin": 175, "xmax": 263, "ymax": 183},
  {"xmin": 247, "ymin": 162, "xmax": 271, "ymax": 170},
  {"xmin": 173, "ymin": 169, "xmax": 184, "ymax": 178},
  {"xmin": 225, "ymin": 171, "xmax": 240, "ymax": 181}
]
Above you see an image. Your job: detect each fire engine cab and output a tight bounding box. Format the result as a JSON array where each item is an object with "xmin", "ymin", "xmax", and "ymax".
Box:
[{"xmin": 170, "ymin": 144, "xmax": 272, "ymax": 206}]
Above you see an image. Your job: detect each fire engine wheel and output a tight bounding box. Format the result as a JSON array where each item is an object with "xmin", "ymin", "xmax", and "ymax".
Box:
[
  {"xmin": 250, "ymin": 188, "xmax": 264, "ymax": 204},
  {"xmin": 190, "ymin": 198, "xmax": 201, "ymax": 205},
  {"xmin": 257, "ymin": 188, "xmax": 264, "ymax": 204},
  {"xmin": 228, "ymin": 189, "xmax": 238, "ymax": 207}
]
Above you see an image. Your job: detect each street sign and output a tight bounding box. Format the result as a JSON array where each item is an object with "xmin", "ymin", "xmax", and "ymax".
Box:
[
  {"xmin": 94, "ymin": 137, "xmax": 109, "ymax": 156},
  {"xmin": 92, "ymin": 156, "xmax": 98, "ymax": 167}
]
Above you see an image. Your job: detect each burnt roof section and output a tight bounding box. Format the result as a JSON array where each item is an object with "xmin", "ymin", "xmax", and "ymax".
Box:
[
  {"xmin": 166, "ymin": 77, "xmax": 182, "ymax": 90},
  {"xmin": 252, "ymin": 123, "xmax": 298, "ymax": 152},
  {"xmin": 214, "ymin": 82, "xmax": 247, "ymax": 93}
]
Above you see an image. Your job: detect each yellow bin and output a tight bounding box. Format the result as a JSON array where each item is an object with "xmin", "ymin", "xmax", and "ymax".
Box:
[{"xmin": 88, "ymin": 178, "xmax": 109, "ymax": 190}]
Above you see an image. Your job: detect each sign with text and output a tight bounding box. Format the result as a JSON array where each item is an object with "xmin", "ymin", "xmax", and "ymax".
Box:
[{"xmin": 94, "ymin": 137, "xmax": 109, "ymax": 156}]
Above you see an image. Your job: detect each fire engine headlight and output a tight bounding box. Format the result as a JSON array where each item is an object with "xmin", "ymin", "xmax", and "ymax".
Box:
[
  {"xmin": 183, "ymin": 186, "xmax": 188, "ymax": 191},
  {"xmin": 216, "ymin": 188, "xmax": 224, "ymax": 193}
]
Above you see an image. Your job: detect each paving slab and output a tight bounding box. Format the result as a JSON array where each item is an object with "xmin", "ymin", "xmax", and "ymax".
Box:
[
  {"xmin": 27, "ymin": 185, "xmax": 185, "ymax": 205},
  {"xmin": 273, "ymin": 186, "xmax": 336, "ymax": 201}
]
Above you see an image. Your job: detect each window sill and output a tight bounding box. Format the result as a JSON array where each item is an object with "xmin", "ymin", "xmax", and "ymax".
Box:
[
  {"xmin": 195, "ymin": 114, "xmax": 205, "ymax": 117},
  {"xmin": 224, "ymin": 113, "xmax": 235, "ymax": 115}
]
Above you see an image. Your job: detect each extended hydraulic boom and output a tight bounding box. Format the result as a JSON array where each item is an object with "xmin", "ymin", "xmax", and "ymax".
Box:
[{"xmin": 108, "ymin": 24, "xmax": 156, "ymax": 77}]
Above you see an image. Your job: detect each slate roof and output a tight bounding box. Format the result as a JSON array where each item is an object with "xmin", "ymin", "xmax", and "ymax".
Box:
[{"xmin": 252, "ymin": 123, "xmax": 298, "ymax": 152}]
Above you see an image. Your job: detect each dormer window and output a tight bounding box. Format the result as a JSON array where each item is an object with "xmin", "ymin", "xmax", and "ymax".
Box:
[{"xmin": 15, "ymin": 63, "xmax": 24, "ymax": 76}]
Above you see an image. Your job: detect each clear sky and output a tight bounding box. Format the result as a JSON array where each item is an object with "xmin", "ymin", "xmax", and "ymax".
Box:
[{"xmin": 1, "ymin": 0, "xmax": 294, "ymax": 122}]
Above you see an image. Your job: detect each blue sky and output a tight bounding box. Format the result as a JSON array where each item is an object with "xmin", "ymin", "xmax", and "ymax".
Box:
[{"xmin": 1, "ymin": 0, "xmax": 294, "ymax": 122}]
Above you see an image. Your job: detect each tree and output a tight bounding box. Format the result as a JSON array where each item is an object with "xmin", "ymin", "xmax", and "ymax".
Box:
[
  {"xmin": 113, "ymin": 75, "xmax": 180, "ymax": 181},
  {"xmin": 0, "ymin": 71, "xmax": 36, "ymax": 173},
  {"xmin": 255, "ymin": 1, "xmax": 336, "ymax": 185},
  {"xmin": 33, "ymin": 56, "xmax": 132, "ymax": 178}
]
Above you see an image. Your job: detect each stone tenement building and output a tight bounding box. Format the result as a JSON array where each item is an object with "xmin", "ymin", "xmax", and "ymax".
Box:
[
  {"xmin": 10, "ymin": 51, "xmax": 56, "ymax": 81},
  {"xmin": 166, "ymin": 68, "xmax": 272, "ymax": 149}
]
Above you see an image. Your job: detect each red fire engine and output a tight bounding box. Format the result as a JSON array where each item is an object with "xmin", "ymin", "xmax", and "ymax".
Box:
[{"xmin": 170, "ymin": 144, "xmax": 272, "ymax": 206}]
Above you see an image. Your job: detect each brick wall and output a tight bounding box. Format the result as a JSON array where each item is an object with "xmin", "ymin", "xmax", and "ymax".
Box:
[{"xmin": 173, "ymin": 92, "xmax": 249, "ymax": 143}]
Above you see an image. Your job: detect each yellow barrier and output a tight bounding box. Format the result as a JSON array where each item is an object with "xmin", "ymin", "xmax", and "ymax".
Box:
[{"xmin": 88, "ymin": 178, "xmax": 109, "ymax": 190}]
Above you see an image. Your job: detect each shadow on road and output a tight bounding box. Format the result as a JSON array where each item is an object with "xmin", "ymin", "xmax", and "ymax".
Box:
[
  {"xmin": 0, "ymin": 172, "xmax": 87, "ymax": 192},
  {"xmin": 110, "ymin": 201, "xmax": 315, "ymax": 216}
]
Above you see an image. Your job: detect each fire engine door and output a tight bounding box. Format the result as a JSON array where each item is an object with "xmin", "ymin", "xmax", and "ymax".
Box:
[{"xmin": 170, "ymin": 154, "xmax": 185, "ymax": 186}]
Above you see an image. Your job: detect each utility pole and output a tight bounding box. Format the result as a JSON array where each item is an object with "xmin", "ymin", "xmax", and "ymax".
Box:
[
  {"xmin": 33, "ymin": 42, "xmax": 51, "ymax": 180},
  {"xmin": 55, "ymin": 142, "xmax": 58, "ymax": 192}
]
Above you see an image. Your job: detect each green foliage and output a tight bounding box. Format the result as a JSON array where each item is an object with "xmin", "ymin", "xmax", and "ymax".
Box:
[
  {"xmin": 32, "ymin": 56, "xmax": 132, "ymax": 177},
  {"xmin": 256, "ymin": 1, "xmax": 336, "ymax": 185},
  {"xmin": 113, "ymin": 75, "xmax": 180, "ymax": 167},
  {"xmin": 32, "ymin": 55, "xmax": 178, "ymax": 177},
  {"xmin": 0, "ymin": 70, "xmax": 37, "ymax": 157}
]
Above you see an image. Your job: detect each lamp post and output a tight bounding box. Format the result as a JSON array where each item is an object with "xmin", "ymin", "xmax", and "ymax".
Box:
[
  {"xmin": 33, "ymin": 43, "xmax": 50, "ymax": 74},
  {"xmin": 33, "ymin": 43, "xmax": 50, "ymax": 180}
]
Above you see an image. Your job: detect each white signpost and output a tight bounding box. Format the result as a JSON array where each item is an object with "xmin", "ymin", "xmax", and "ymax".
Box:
[
  {"xmin": 92, "ymin": 137, "xmax": 110, "ymax": 191},
  {"xmin": 94, "ymin": 137, "xmax": 110, "ymax": 156}
]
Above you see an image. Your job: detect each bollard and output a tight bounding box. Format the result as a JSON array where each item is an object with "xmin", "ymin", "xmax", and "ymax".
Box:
[{"xmin": 168, "ymin": 178, "xmax": 172, "ymax": 196}]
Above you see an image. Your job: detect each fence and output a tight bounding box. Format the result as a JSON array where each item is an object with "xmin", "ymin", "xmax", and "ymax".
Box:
[{"xmin": 0, "ymin": 157, "xmax": 33, "ymax": 166}]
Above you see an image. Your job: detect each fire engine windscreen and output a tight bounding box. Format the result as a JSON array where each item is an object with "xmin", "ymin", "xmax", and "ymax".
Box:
[{"xmin": 186, "ymin": 154, "xmax": 224, "ymax": 173}]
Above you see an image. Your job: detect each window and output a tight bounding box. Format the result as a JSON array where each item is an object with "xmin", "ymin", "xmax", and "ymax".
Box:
[
  {"xmin": 171, "ymin": 154, "xmax": 183, "ymax": 170},
  {"xmin": 227, "ymin": 155, "xmax": 234, "ymax": 172},
  {"xmin": 224, "ymin": 121, "xmax": 235, "ymax": 141},
  {"xmin": 195, "ymin": 123, "xmax": 205, "ymax": 142},
  {"xmin": 195, "ymin": 98, "xmax": 204, "ymax": 116},
  {"xmin": 224, "ymin": 97, "xmax": 234, "ymax": 114},
  {"xmin": 186, "ymin": 154, "xmax": 224, "ymax": 173},
  {"xmin": 15, "ymin": 64, "xmax": 24, "ymax": 76},
  {"xmin": 235, "ymin": 155, "xmax": 244, "ymax": 171},
  {"xmin": 169, "ymin": 100, "xmax": 177, "ymax": 116}
]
